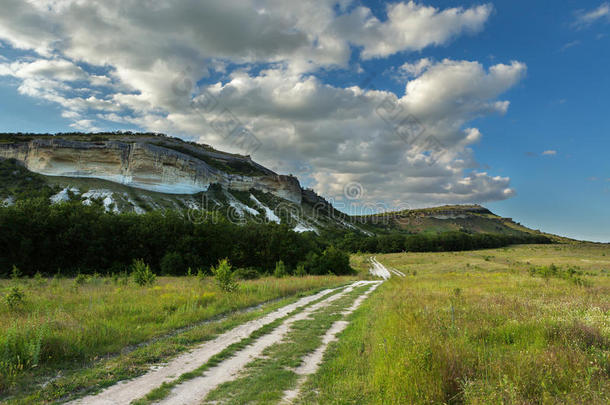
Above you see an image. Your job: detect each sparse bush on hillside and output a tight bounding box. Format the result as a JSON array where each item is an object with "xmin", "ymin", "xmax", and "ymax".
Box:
[
  {"xmin": 529, "ymin": 264, "xmax": 589, "ymax": 286},
  {"xmin": 131, "ymin": 259, "xmax": 156, "ymax": 286},
  {"xmin": 212, "ymin": 259, "xmax": 237, "ymax": 292}
]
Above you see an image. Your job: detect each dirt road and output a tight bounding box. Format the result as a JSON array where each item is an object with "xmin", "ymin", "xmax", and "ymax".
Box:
[{"xmin": 71, "ymin": 281, "xmax": 381, "ymax": 405}]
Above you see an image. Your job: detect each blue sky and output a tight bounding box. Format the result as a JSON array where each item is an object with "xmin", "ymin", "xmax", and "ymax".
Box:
[{"xmin": 0, "ymin": 1, "xmax": 608, "ymax": 241}]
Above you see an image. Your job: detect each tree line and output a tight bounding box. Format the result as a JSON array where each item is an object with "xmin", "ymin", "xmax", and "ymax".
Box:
[
  {"xmin": 331, "ymin": 230, "xmax": 551, "ymax": 253},
  {"xmin": 0, "ymin": 199, "xmax": 352, "ymax": 277},
  {"xmin": 0, "ymin": 198, "xmax": 552, "ymax": 278}
]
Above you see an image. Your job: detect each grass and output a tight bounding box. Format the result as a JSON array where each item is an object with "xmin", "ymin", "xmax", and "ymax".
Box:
[
  {"xmin": 131, "ymin": 285, "xmax": 359, "ymax": 404},
  {"xmin": 0, "ymin": 275, "xmax": 353, "ymax": 401},
  {"xmin": 203, "ymin": 284, "xmax": 371, "ymax": 404},
  {"xmin": 301, "ymin": 244, "xmax": 610, "ymax": 404}
]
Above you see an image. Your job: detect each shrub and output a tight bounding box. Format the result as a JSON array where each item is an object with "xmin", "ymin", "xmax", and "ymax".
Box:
[
  {"xmin": 131, "ymin": 259, "xmax": 156, "ymax": 286},
  {"xmin": 212, "ymin": 259, "xmax": 237, "ymax": 292},
  {"xmin": 295, "ymin": 263, "xmax": 307, "ymax": 277},
  {"xmin": 4, "ymin": 287, "xmax": 24, "ymax": 310},
  {"xmin": 11, "ymin": 265, "xmax": 22, "ymax": 280},
  {"xmin": 74, "ymin": 273, "xmax": 87, "ymax": 285},
  {"xmin": 197, "ymin": 267, "xmax": 208, "ymax": 281},
  {"xmin": 160, "ymin": 251, "xmax": 185, "ymax": 276},
  {"xmin": 320, "ymin": 246, "xmax": 352, "ymax": 275},
  {"xmin": 274, "ymin": 260, "xmax": 287, "ymax": 278},
  {"xmin": 234, "ymin": 267, "xmax": 260, "ymax": 280},
  {"xmin": 33, "ymin": 272, "xmax": 46, "ymax": 287}
]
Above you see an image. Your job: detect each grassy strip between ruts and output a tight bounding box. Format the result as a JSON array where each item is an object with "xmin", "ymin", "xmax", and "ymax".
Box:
[
  {"xmin": 2, "ymin": 282, "xmax": 352, "ymax": 405},
  {"xmin": 130, "ymin": 284, "xmax": 359, "ymax": 405},
  {"xmin": 202, "ymin": 284, "xmax": 373, "ymax": 404}
]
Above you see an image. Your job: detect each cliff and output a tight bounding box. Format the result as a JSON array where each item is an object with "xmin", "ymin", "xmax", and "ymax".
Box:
[{"xmin": 0, "ymin": 136, "xmax": 303, "ymax": 203}]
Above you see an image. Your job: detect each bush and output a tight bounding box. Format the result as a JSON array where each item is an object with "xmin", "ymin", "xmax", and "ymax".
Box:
[
  {"xmin": 11, "ymin": 265, "xmax": 22, "ymax": 280},
  {"xmin": 212, "ymin": 258, "xmax": 237, "ymax": 292},
  {"xmin": 234, "ymin": 267, "xmax": 260, "ymax": 280},
  {"xmin": 274, "ymin": 260, "xmax": 287, "ymax": 278},
  {"xmin": 295, "ymin": 263, "xmax": 307, "ymax": 277},
  {"xmin": 321, "ymin": 246, "xmax": 352, "ymax": 275},
  {"xmin": 74, "ymin": 273, "xmax": 87, "ymax": 285},
  {"xmin": 131, "ymin": 259, "xmax": 156, "ymax": 286},
  {"xmin": 160, "ymin": 251, "xmax": 185, "ymax": 276},
  {"xmin": 4, "ymin": 287, "xmax": 25, "ymax": 311},
  {"xmin": 33, "ymin": 272, "xmax": 46, "ymax": 287},
  {"xmin": 197, "ymin": 267, "xmax": 208, "ymax": 281}
]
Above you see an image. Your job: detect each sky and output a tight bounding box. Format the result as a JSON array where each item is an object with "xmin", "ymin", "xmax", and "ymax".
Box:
[{"xmin": 0, "ymin": 0, "xmax": 608, "ymax": 242}]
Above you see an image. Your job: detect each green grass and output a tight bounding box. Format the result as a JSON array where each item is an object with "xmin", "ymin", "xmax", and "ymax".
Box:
[
  {"xmin": 132, "ymin": 285, "xmax": 359, "ymax": 405},
  {"xmin": 301, "ymin": 244, "xmax": 610, "ymax": 404},
  {"xmin": 0, "ymin": 275, "xmax": 353, "ymax": 400},
  {"xmin": 203, "ymin": 284, "xmax": 371, "ymax": 404}
]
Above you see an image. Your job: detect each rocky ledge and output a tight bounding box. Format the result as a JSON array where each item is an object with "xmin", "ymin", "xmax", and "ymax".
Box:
[{"xmin": 0, "ymin": 137, "xmax": 304, "ymax": 203}]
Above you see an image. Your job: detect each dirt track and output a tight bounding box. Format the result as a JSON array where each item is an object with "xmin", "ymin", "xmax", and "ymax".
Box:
[
  {"xmin": 71, "ymin": 281, "xmax": 382, "ymax": 405},
  {"xmin": 157, "ymin": 281, "xmax": 379, "ymax": 404},
  {"xmin": 70, "ymin": 286, "xmax": 344, "ymax": 405}
]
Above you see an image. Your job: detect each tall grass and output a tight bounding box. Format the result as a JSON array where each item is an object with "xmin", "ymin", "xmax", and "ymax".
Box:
[
  {"xmin": 303, "ymin": 244, "xmax": 610, "ymax": 404},
  {"xmin": 0, "ymin": 275, "xmax": 352, "ymax": 392}
]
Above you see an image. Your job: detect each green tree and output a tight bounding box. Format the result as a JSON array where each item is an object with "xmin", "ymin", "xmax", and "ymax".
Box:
[
  {"xmin": 131, "ymin": 259, "xmax": 156, "ymax": 286},
  {"xmin": 212, "ymin": 258, "xmax": 237, "ymax": 292}
]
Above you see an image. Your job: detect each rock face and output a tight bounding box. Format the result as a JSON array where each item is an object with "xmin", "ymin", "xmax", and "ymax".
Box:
[{"xmin": 0, "ymin": 137, "xmax": 304, "ymax": 203}]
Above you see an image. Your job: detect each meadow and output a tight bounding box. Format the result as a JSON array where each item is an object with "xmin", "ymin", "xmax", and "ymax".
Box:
[
  {"xmin": 0, "ymin": 273, "xmax": 353, "ymax": 401},
  {"xmin": 301, "ymin": 244, "xmax": 610, "ymax": 404}
]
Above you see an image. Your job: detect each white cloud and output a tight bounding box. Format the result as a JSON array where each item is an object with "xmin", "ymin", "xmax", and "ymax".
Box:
[
  {"xmin": 574, "ymin": 3, "xmax": 610, "ymax": 28},
  {"xmin": 7, "ymin": 59, "xmax": 87, "ymax": 82},
  {"xmin": 396, "ymin": 58, "xmax": 433, "ymax": 80},
  {"xmin": 542, "ymin": 150, "xmax": 557, "ymax": 156},
  {"xmin": 0, "ymin": 1, "xmax": 522, "ymax": 208},
  {"xmin": 336, "ymin": 2, "xmax": 493, "ymax": 59}
]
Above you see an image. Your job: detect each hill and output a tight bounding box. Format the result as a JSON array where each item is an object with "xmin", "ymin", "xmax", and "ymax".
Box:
[{"xmin": 0, "ymin": 132, "xmax": 560, "ymax": 242}]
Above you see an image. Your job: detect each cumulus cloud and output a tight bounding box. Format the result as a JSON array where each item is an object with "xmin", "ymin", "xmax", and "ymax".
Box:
[
  {"xmin": 542, "ymin": 150, "xmax": 557, "ymax": 156},
  {"xmin": 334, "ymin": 2, "xmax": 492, "ymax": 59},
  {"xmin": 0, "ymin": 0, "xmax": 523, "ymax": 209}
]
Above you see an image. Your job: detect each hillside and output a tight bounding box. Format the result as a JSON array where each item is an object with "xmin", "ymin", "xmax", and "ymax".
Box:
[{"xmin": 0, "ymin": 132, "xmax": 560, "ymax": 241}]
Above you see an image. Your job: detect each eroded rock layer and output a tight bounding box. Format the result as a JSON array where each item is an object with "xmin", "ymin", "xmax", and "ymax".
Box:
[{"xmin": 0, "ymin": 138, "xmax": 303, "ymax": 203}]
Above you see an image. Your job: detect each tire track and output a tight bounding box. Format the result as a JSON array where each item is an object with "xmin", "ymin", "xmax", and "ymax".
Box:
[
  {"xmin": 154, "ymin": 281, "xmax": 378, "ymax": 405},
  {"xmin": 281, "ymin": 281, "xmax": 382, "ymax": 404},
  {"xmin": 69, "ymin": 285, "xmax": 348, "ymax": 405}
]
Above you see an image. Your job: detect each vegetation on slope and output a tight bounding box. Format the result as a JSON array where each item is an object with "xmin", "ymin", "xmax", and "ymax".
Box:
[
  {"xmin": 0, "ymin": 159, "xmax": 58, "ymax": 201},
  {"xmin": 0, "ymin": 199, "xmax": 354, "ymax": 278}
]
